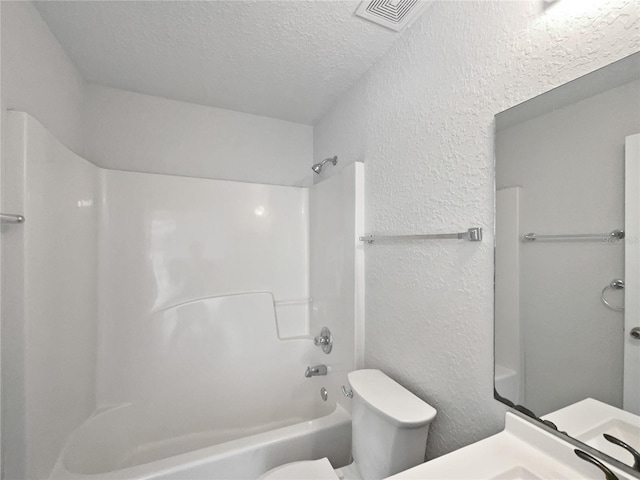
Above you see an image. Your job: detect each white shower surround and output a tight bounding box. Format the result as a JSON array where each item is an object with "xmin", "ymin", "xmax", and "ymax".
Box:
[
  {"xmin": 2, "ymin": 112, "xmax": 364, "ymax": 478},
  {"xmin": 313, "ymin": 0, "xmax": 640, "ymax": 459}
]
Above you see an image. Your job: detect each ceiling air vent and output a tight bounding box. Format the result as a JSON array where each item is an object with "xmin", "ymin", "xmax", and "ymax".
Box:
[{"xmin": 355, "ymin": 0, "xmax": 429, "ymax": 32}]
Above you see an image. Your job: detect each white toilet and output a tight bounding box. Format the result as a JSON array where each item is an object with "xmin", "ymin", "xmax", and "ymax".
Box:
[{"xmin": 260, "ymin": 369, "xmax": 437, "ymax": 480}]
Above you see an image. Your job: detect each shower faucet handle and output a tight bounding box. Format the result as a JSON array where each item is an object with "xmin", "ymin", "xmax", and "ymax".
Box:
[
  {"xmin": 341, "ymin": 386, "xmax": 353, "ymax": 398},
  {"xmin": 313, "ymin": 327, "xmax": 332, "ymax": 354}
]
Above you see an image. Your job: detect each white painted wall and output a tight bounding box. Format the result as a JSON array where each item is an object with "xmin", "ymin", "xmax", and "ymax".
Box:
[
  {"xmin": 309, "ymin": 163, "xmax": 365, "ymax": 412},
  {"xmin": 1, "ymin": 112, "xmax": 99, "ymax": 480},
  {"xmin": 0, "ymin": 1, "xmax": 85, "ymax": 156},
  {"xmin": 497, "ymin": 80, "xmax": 640, "ymax": 416},
  {"xmin": 313, "ymin": 0, "xmax": 640, "ymax": 459},
  {"xmin": 83, "ymin": 84, "xmax": 314, "ymax": 187}
]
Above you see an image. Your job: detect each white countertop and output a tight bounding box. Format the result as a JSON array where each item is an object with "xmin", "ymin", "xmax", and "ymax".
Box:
[{"xmin": 388, "ymin": 412, "xmax": 636, "ymax": 480}]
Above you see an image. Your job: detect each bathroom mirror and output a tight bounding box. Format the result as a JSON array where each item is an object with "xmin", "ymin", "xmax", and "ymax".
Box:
[{"xmin": 494, "ymin": 50, "xmax": 640, "ymax": 441}]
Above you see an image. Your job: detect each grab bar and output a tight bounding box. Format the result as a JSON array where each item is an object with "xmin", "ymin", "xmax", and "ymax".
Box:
[{"xmin": 0, "ymin": 213, "xmax": 25, "ymax": 224}]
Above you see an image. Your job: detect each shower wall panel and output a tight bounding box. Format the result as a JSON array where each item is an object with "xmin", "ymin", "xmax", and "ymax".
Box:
[
  {"xmin": 96, "ymin": 170, "xmax": 310, "ymax": 406},
  {"xmin": 1, "ymin": 112, "xmax": 99, "ymax": 479},
  {"xmin": 309, "ymin": 162, "xmax": 365, "ymax": 412}
]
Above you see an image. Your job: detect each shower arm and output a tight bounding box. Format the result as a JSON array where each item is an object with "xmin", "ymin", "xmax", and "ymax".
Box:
[
  {"xmin": 311, "ymin": 156, "xmax": 338, "ymax": 174},
  {"xmin": 318, "ymin": 156, "xmax": 337, "ymax": 168}
]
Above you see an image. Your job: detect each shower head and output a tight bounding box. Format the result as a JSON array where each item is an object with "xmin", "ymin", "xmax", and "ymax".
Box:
[{"xmin": 311, "ymin": 156, "xmax": 338, "ymax": 174}]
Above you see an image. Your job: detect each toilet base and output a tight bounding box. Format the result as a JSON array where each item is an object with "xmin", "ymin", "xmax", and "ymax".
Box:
[
  {"xmin": 259, "ymin": 458, "xmax": 364, "ymax": 480},
  {"xmin": 335, "ymin": 461, "xmax": 363, "ymax": 480}
]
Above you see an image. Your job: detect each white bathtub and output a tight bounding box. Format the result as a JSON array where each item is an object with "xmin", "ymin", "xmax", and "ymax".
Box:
[{"xmin": 49, "ymin": 401, "xmax": 351, "ymax": 480}]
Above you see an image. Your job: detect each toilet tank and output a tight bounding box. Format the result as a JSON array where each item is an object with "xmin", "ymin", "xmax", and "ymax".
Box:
[{"xmin": 348, "ymin": 369, "xmax": 437, "ymax": 480}]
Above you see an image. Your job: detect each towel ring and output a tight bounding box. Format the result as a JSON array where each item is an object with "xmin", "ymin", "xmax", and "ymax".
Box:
[{"xmin": 601, "ymin": 279, "xmax": 624, "ymax": 312}]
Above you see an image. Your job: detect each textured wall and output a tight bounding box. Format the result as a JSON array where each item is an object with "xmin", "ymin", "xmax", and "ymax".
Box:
[
  {"xmin": 1, "ymin": 1, "xmax": 85, "ymax": 156},
  {"xmin": 83, "ymin": 84, "xmax": 314, "ymax": 186},
  {"xmin": 314, "ymin": 0, "xmax": 640, "ymax": 459}
]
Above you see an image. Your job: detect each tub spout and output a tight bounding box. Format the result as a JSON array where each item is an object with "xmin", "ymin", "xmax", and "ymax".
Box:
[{"xmin": 305, "ymin": 365, "xmax": 327, "ymax": 378}]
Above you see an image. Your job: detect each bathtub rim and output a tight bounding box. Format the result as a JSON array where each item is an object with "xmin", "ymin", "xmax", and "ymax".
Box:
[{"xmin": 50, "ymin": 401, "xmax": 351, "ymax": 480}]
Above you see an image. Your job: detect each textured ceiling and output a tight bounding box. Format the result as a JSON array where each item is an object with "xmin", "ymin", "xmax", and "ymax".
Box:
[{"xmin": 34, "ymin": 0, "xmax": 415, "ymax": 124}]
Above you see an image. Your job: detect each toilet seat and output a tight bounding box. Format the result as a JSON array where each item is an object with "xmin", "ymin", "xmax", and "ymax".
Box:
[{"xmin": 259, "ymin": 458, "xmax": 339, "ymax": 480}]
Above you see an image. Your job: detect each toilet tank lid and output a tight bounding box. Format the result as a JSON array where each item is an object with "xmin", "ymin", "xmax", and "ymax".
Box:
[{"xmin": 348, "ymin": 369, "xmax": 437, "ymax": 428}]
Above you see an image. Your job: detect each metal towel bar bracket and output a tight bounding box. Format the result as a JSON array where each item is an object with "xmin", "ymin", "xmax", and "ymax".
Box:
[
  {"xmin": 360, "ymin": 227, "xmax": 482, "ymax": 244},
  {"xmin": 0, "ymin": 213, "xmax": 25, "ymax": 224}
]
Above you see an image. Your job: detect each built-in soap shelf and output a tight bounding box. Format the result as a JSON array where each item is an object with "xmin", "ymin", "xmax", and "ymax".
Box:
[{"xmin": 274, "ymin": 298, "xmax": 312, "ymax": 339}]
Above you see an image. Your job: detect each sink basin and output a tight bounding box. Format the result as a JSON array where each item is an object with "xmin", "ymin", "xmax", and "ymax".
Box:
[
  {"xmin": 387, "ymin": 412, "xmax": 634, "ymax": 479},
  {"xmin": 489, "ymin": 466, "xmax": 543, "ymax": 480},
  {"xmin": 543, "ymin": 398, "xmax": 640, "ymax": 467},
  {"xmin": 577, "ymin": 419, "xmax": 639, "ymax": 466}
]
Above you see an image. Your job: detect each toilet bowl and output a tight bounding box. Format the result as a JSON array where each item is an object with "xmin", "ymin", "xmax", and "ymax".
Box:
[{"xmin": 260, "ymin": 369, "xmax": 437, "ymax": 480}]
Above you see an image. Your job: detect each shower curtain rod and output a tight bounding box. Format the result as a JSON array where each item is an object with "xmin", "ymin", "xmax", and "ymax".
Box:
[{"xmin": 359, "ymin": 227, "xmax": 482, "ymax": 244}]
